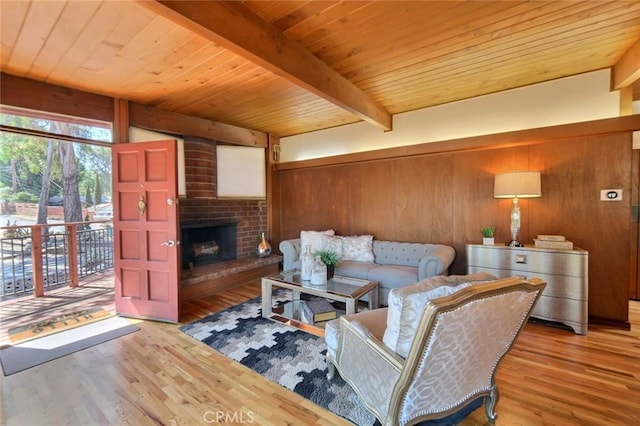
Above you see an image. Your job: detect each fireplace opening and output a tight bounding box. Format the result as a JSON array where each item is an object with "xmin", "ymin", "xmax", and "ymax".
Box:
[{"xmin": 181, "ymin": 220, "xmax": 237, "ymax": 269}]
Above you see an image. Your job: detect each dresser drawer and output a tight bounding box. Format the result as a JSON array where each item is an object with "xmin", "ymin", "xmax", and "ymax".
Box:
[
  {"xmin": 532, "ymin": 295, "xmax": 588, "ymax": 335},
  {"xmin": 466, "ymin": 246, "xmax": 587, "ymax": 278},
  {"xmin": 467, "ymin": 266, "xmax": 586, "ymax": 300}
]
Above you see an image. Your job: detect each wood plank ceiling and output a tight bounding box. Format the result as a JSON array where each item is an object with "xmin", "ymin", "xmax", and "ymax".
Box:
[{"xmin": 1, "ymin": 1, "xmax": 640, "ymax": 138}]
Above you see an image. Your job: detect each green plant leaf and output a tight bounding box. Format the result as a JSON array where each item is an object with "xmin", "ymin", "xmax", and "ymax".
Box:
[
  {"xmin": 480, "ymin": 226, "xmax": 496, "ymax": 237},
  {"xmin": 315, "ymin": 249, "xmax": 341, "ymax": 265}
]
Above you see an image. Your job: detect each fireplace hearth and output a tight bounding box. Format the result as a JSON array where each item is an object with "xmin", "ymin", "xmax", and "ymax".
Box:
[{"xmin": 181, "ymin": 220, "xmax": 237, "ymax": 269}]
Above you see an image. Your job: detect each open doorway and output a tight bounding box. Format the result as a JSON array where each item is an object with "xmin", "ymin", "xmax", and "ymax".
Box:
[{"xmin": 0, "ymin": 105, "xmax": 114, "ymax": 305}]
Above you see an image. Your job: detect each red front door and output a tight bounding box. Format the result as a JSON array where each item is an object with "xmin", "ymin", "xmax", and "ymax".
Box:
[{"xmin": 112, "ymin": 140, "xmax": 180, "ymax": 322}]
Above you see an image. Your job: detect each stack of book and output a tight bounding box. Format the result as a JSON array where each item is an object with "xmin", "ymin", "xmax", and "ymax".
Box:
[
  {"xmin": 301, "ymin": 298, "xmax": 337, "ymax": 326},
  {"xmin": 534, "ymin": 235, "xmax": 573, "ymax": 250}
]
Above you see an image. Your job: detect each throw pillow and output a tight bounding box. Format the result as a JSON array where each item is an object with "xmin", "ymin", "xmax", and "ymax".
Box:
[
  {"xmin": 341, "ymin": 235, "xmax": 374, "ymax": 262},
  {"xmin": 319, "ymin": 234, "xmax": 344, "ymax": 258},
  {"xmin": 300, "ymin": 229, "xmax": 335, "ymax": 258},
  {"xmin": 382, "ymin": 272, "xmax": 497, "ymax": 358}
]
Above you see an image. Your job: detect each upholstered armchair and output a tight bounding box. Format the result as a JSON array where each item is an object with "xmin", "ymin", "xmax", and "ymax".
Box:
[{"xmin": 325, "ymin": 275, "xmax": 546, "ymax": 426}]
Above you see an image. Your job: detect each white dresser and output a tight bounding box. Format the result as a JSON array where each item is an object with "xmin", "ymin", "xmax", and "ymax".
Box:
[{"xmin": 466, "ymin": 244, "xmax": 589, "ymax": 334}]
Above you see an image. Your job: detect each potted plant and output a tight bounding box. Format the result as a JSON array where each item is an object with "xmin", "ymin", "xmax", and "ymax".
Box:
[
  {"xmin": 481, "ymin": 226, "xmax": 496, "ymax": 245},
  {"xmin": 316, "ymin": 249, "xmax": 340, "ymax": 279}
]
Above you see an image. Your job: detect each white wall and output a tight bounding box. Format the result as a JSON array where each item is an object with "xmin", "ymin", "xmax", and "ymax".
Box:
[{"xmin": 281, "ymin": 69, "xmax": 622, "ymax": 162}]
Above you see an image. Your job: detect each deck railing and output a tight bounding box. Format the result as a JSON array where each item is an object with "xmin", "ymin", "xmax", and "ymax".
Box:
[{"xmin": 0, "ymin": 221, "xmax": 114, "ymax": 299}]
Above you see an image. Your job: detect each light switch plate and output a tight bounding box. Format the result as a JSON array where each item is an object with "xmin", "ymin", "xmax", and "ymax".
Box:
[{"xmin": 600, "ymin": 189, "xmax": 622, "ymax": 201}]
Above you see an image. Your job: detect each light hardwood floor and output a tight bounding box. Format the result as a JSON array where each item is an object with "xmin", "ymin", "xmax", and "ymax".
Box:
[{"xmin": 1, "ymin": 274, "xmax": 639, "ymax": 425}]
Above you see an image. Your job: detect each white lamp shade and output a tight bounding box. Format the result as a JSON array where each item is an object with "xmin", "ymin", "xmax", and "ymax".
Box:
[{"xmin": 494, "ymin": 172, "xmax": 541, "ymax": 198}]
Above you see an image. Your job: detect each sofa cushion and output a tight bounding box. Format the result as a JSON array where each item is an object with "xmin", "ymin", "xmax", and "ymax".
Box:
[
  {"xmin": 300, "ymin": 230, "xmax": 334, "ymax": 257},
  {"xmin": 341, "ymin": 235, "xmax": 374, "ymax": 262},
  {"xmin": 382, "ymin": 272, "xmax": 497, "ymax": 358},
  {"xmin": 325, "ymin": 318, "xmax": 341, "ymax": 358},
  {"xmin": 366, "ymin": 265, "xmax": 418, "ymax": 290},
  {"xmin": 335, "ymin": 260, "xmax": 378, "ymax": 280}
]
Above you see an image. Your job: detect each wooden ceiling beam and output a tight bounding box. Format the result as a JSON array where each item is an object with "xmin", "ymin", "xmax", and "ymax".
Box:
[
  {"xmin": 138, "ymin": 0, "xmax": 392, "ymax": 132},
  {"xmin": 129, "ymin": 102, "xmax": 268, "ymax": 147},
  {"xmin": 612, "ymin": 36, "xmax": 640, "ymax": 90}
]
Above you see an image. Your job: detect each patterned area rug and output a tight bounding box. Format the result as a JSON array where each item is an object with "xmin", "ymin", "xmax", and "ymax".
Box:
[
  {"xmin": 180, "ymin": 290, "xmax": 376, "ymax": 425},
  {"xmin": 180, "ymin": 290, "xmax": 482, "ymax": 425}
]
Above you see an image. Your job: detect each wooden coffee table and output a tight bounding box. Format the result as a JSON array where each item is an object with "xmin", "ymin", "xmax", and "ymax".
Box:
[{"xmin": 261, "ymin": 269, "xmax": 379, "ymax": 325}]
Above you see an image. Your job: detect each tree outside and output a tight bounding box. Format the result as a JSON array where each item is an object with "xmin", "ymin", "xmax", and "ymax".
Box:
[{"xmin": 0, "ymin": 110, "xmax": 112, "ymax": 224}]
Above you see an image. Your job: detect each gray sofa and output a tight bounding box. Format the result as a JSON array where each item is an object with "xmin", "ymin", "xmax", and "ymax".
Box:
[{"xmin": 279, "ymin": 238, "xmax": 456, "ymax": 306}]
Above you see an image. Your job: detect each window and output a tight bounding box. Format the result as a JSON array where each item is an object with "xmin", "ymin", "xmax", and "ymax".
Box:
[{"xmin": 0, "ymin": 106, "xmax": 113, "ymax": 213}]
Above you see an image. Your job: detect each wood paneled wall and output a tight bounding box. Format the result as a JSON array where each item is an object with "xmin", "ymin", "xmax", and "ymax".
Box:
[{"xmin": 277, "ymin": 132, "xmax": 633, "ymax": 327}]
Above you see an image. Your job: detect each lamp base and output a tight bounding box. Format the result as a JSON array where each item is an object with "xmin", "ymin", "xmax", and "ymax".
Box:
[{"xmin": 506, "ymin": 240, "xmax": 523, "ymax": 247}]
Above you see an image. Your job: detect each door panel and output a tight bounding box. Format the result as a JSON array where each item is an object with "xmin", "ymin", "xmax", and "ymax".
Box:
[
  {"xmin": 147, "ymin": 190, "xmax": 169, "ymax": 221},
  {"xmin": 149, "ymin": 271, "xmax": 170, "ymax": 300},
  {"xmin": 148, "ymin": 231, "xmax": 170, "ymax": 261},
  {"xmin": 112, "ymin": 140, "xmax": 180, "ymax": 322}
]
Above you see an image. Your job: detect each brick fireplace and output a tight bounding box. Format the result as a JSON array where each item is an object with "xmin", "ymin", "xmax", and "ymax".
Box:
[
  {"xmin": 179, "ymin": 139, "xmax": 269, "ymax": 260},
  {"xmin": 181, "ymin": 220, "xmax": 238, "ymax": 269},
  {"xmin": 178, "ymin": 139, "xmax": 280, "ymax": 301}
]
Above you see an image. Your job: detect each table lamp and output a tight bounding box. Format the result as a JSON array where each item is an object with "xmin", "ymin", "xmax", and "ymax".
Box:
[{"xmin": 493, "ymin": 171, "xmax": 541, "ymax": 247}]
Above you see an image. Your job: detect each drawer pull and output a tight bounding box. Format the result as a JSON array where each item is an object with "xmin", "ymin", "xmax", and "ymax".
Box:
[{"xmin": 515, "ymin": 254, "xmax": 527, "ymax": 264}]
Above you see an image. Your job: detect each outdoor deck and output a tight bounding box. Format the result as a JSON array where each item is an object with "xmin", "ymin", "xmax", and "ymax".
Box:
[
  {"xmin": 0, "ymin": 271, "xmax": 115, "ymax": 348},
  {"xmin": 0, "ymin": 255, "xmax": 279, "ymax": 348}
]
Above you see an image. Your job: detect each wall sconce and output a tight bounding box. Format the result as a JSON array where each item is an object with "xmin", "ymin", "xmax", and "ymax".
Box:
[
  {"xmin": 494, "ymin": 171, "xmax": 541, "ymax": 247},
  {"xmin": 272, "ymin": 144, "xmax": 281, "ymax": 162}
]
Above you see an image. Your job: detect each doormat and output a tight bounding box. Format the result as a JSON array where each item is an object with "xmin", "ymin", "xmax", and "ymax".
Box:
[
  {"xmin": 7, "ymin": 307, "xmax": 113, "ymax": 344},
  {"xmin": 1, "ymin": 316, "xmax": 139, "ymax": 376}
]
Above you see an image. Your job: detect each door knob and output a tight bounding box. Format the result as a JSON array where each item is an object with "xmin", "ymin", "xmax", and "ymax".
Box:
[{"xmin": 161, "ymin": 240, "xmax": 178, "ymax": 247}]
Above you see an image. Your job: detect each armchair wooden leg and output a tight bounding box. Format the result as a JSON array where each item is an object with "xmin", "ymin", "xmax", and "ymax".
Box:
[{"xmin": 484, "ymin": 386, "xmax": 499, "ymax": 425}]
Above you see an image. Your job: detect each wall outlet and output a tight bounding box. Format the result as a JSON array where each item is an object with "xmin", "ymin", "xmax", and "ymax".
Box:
[{"xmin": 600, "ymin": 189, "xmax": 622, "ymax": 201}]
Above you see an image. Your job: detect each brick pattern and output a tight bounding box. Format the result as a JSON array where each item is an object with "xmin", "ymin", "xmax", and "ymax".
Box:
[
  {"xmin": 179, "ymin": 198, "xmax": 268, "ymax": 259},
  {"xmin": 184, "ymin": 140, "xmax": 216, "ymax": 198},
  {"xmin": 181, "ymin": 138, "xmax": 269, "ymax": 259}
]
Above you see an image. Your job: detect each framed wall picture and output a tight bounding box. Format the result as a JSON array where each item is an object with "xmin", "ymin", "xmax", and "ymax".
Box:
[{"xmin": 216, "ymin": 145, "xmax": 266, "ymax": 199}]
